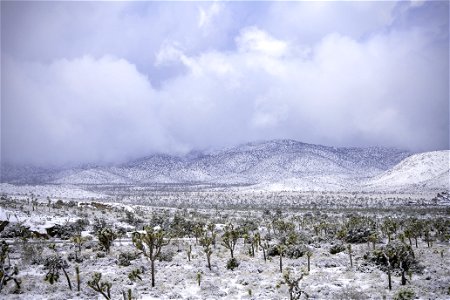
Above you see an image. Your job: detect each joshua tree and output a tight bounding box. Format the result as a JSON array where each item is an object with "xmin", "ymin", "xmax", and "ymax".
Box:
[
  {"xmin": 373, "ymin": 242, "xmax": 416, "ymax": 290},
  {"xmin": 44, "ymin": 255, "xmax": 72, "ymax": 291},
  {"xmin": 368, "ymin": 233, "xmax": 378, "ymax": 250},
  {"xmin": 122, "ymin": 289, "xmax": 133, "ymax": 300},
  {"xmin": 382, "ymin": 218, "xmax": 398, "ymax": 243},
  {"xmin": 196, "ymin": 271, "xmax": 202, "ymax": 286},
  {"xmin": 72, "ymin": 234, "xmax": 86, "ymax": 262},
  {"xmin": 187, "ymin": 244, "xmax": 192, "ymax": 262},
  {"xmin": 206, "ymin": 223, "xmax": 217, "ymax": 248},
  {"xmin": 97, "ymin": 227, "xmax": 117, "ymax": 254},
  {"xmin": 306, "ymin": 251, "xmax": 312, "ymax": 272},
  {"xmin": 244, "ymin": 231, "xmax": 259, "ymax": 257},
  {"xmin": 199, "ymin": 233, "xmax": 214, "ymax": 271},
  {"xmin": 221, "ymin": 223, "xmax": 240, "ymax": 259},
  {"xmin": 347, "ymin": 244, "xmax": 353, "ymax": 268},
  {"xmin": 128, "ymin": 268, "xmax": 143, "ymax": 282},
  {"xmin": 382, "ymin": 248, "xmax": 394, "ymax": 290},
  {"xmin": 75, "ymin": 265, "xmax": 81, "ymax": 292},
  {"xmin": 259, "ymin": 235, "xmax": 270, "ymax": 263},
  {"xmin": 0, "ymin": 241, "xmax": 20, "ymax": 292},
  {"xmin": 132, "ymin": 226, "xmax": 171, "ymax": 287},
  {"xmin": 277, "ymin": 243, "xmax": 287, "ymax": 273},
  {"xmin": 193, "ymin": 222, "xmax": 205, "ymax": 245},
  {"xmin": 87, "ymin": 272, "xmax": 112, "ymax": 300},
  {"xmin": 281, "ymin": 268, "xmax": 309, "ymax": 300}
]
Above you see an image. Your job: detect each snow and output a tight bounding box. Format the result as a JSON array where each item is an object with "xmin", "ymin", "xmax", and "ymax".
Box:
[
  {"xmin": 0, "ymin": 183, "xmax": 107, "ymax": 199},
  {"xmin": 365, "ymin": 150, "xmax": 449, "ymax": 191}
]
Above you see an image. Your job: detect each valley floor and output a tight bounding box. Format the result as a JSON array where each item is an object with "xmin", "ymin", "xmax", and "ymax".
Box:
[{"xmin": 0, "ymin": 185, "xmax": 448, "ymax": 299}]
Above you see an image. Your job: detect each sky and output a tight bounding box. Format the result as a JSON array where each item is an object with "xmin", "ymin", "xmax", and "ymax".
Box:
[{"xmin": 1, "ymin": 1, "xmax": 449, "ymax": 167}]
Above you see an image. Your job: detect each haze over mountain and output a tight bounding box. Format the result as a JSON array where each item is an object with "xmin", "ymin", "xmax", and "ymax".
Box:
[
  {"xmin": 1, "ymin": 139, "xmax": 448, "ymax": 196},
  {"xmin": 0, "ymin": 139, "xmax": 407, "ymax": 183}
]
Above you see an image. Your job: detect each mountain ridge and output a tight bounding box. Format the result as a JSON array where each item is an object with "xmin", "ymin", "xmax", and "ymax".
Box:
[{"xmin": 1, "ymin": 139, "xmax": 413, "ymax": 187}]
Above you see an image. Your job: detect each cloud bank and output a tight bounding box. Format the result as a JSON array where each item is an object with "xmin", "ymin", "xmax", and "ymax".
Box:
[{"xmin": 1, "ymin": 1, "xmax": 448, "ymax": 166}]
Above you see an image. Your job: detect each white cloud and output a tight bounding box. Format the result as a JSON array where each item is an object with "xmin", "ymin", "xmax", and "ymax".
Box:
[
  {"xmin": 198, "ymin": 2, "xmax": 223, "ymax": 30},
  {"xmin": 2, "ymin": 1, "xmax": 448, "ymax": 166},
  {"xmin": 236, "ymin": 27, "xmax": 288, "ymax": 57}
]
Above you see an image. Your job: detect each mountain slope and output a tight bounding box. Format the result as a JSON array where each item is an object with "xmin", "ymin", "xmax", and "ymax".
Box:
[
  {"xmin": 44, "ymin": 139, "xmax": 410, "ymax": 186},
  {"xmin": 365, "ymin": 150, "xmax": 449, "ymax": 191}
]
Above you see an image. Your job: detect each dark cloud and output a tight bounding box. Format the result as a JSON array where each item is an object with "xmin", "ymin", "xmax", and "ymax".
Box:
[{"xmin": 1, "ymin": 1, "xmax": 448, "ymax": 166}]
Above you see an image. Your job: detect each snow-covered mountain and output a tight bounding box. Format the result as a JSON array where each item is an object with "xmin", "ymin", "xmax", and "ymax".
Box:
[
  {"xmin": 1, "ymin": 140, "xmax": 412, "ymax": 188},
  {"xmin": 364, "ymin": 150, "xmax": 449, "ymax": 191}
]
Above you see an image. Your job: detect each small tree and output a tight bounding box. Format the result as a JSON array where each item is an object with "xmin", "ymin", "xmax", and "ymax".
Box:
[
  {"xmin": 43, "ymin": 255, "xmax": 72, "ymax": 291},
  {"xmin": 199, "ymin": 234, "xmax": 214, "ymax": 271},
  {"xmin": 87, "ymin": 272, "xmax": 111, "ymax": 300},
  {"xmin": 277, "ymin": 244, "xmax": 286, "ymax": 273},
  {"xmin": 132, "ymin": 226, "xmax": 171, "ymax": 287},
  {"xmin": 281, "ymin": 268, "xmax": 309, "ymax": 300},
  {"xmin": 97, "ymin": 228, "xmax": 117, "ymax": 254},
  {"xmin": 259, "ymin": 235, "xmax": 270, "ymax": 263},
  {"xmin": 72, "ymin": 234, "xmax": 86, "ymax": 262},
  {"xmin": 347, "ymin": 244, "xmax": 353, "ymax": 268},
  {"xmin": 221, "ymin": 223, "xmax": 240, "ymax": 259},
  {"xmin": 370, "ymin": 242, "xmax": 417, "ymax": 290}
]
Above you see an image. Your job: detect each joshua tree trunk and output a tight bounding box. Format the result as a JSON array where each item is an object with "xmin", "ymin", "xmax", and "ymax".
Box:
[
  {"xmin": 62, "ymin": 267, "xmax": 72, "ymax": 291},
  {"xmin": 75, "ymin": 266, "xmax": 81, "ymax": 292},
  {"xmin": 400, "ymin": 262, "xmax": 407, "ymax": 285},
  {"xmin": 206, "ymin": 254, "xmax": 211, "ymax": 270},
  {"xmin": 307, "ymin": 255, "xmax": 311, "ymax": 272},
  {"xmin": 387, "ymin": 267, "xmax": 392, "ymax": 290},
  {"xmin": 151, "ymin": 259, "xmax": 155, "ymax": 287},
  {"xmin": 279, "ymin": 252, "xmax": 283, "ymax": 273}
]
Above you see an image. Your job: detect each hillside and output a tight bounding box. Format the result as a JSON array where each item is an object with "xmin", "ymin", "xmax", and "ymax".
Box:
[
  {"xmin": 1, "ymin": 140, "xmax": 413, "ymax": 188},
  {"xmin": 365, "ymin": 150, "xmax": 450, "ymax": 191}
]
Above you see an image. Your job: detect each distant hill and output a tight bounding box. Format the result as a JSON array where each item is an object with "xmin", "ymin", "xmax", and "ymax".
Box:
[
  {"xmin": 364, "ymin": 150, "xmax": 449, "ymax": 191},
  {"xmin": 2, "ymin": 139, "xmax": 417, "ymax": 190}
]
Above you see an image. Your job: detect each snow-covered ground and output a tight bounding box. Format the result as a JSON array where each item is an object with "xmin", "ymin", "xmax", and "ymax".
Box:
[{"xmin": 0, "ymin": 190, "xmax": 449, "ymax": 299}]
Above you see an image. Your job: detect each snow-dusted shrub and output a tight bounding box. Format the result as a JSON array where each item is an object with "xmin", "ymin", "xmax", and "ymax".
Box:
[
  {"xmin": 128, "ymin": 268, "xmax": 143, "ymax": 282},
  {"xmin": 117, "ymin": 251, "xmax": 138, "ymax": 266},
  {"xmin": 0, "ymin": 223, "xmax": 31, "ymax": 239},
  {"xmin": 393, "ymin": 288, "xmax": 415, "ymax": 300},
  {"xmin": 157, "ymin": 249, "xmax": 175, "ymax": 262},
  {"xmin": 46, "ymin": 222, "xmax": 85, "ymax": 240},
  {"xmin": 21, "ymin": 242, "xmax": 45, "ymax": 265},
  {"xmin": 92, "ymin": 217, "xmax": 108, "ymax": 234},
  {"xmin": 0, "ymin": 241, "xmax": 21, "ymax": 293},
  {"xmin": 97, "ymin": 227, "xmax": 117, "ymax": 254},
  {"xmin": 286, "ymin": 245, "xmax": 307, "ymax": 259},
  {"xmin": 226, "ymin": 257, "xmax": 239, "ymax": 271},
  {"xmin": 329, "ymin": 244, "xmax": 346, "ymax": 254},
  {"xmin": 268, "ymin": 244, "xmax": 306, "ymax": 259}
]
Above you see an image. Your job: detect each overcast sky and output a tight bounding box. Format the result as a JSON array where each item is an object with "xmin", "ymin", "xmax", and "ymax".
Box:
[{"xmin": 1, "ymin": 1, "xmax": 449, "ymax": 166}]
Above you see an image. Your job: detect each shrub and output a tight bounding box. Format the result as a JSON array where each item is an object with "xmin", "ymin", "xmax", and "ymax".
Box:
[
  {"xmin": 393, "ymin": 288, "xmax": 415, "ymax": 300},
  {"xmin": 330, "ymin": 244, "xmax": 346, "ymax": 254},
  {"xmin": 226, "ymin": 258, "xmax": 239, "ymax": 271},
  {"xmin": 117, "ymin": 252, "xmax": 138, "ymax": 267},
  {"xmin": 158, "ymin": 249, "xmax": 175, "ymax": 262}
]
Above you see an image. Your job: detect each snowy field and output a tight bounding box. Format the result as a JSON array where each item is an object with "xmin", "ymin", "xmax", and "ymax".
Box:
[{"xmin": 0, "ymin": 185, "xmax": 449, "ymax": 299}]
